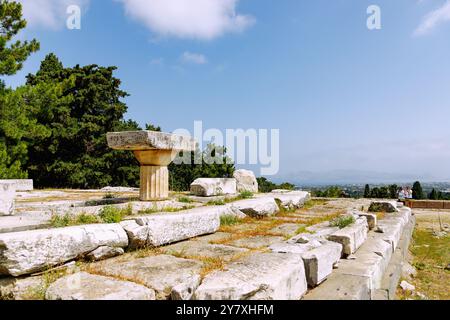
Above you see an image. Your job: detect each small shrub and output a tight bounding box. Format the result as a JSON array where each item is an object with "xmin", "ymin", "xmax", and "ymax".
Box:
[
  {"xmin": 99, "ymin": 206, "xmax": 125, "ymax": 223},
  {"xmin": 220, "ymin": 215, "xmax": 242, "ymax": 226},
  {"xmin": 178, "ymin": 196, "xmax": 193, "ymax": 203},
  {"xmin": 238, "ymin": 190, "xmax": 254, "ymax": 199},
  {"xmin": 49, "ymin": 214, "xmax": 72, "ymax": 228},
  {"xmin": 295, "ymin": 225, "xmax": 314, "ymax": 235},
  {"xmin": 330, "ymin": 215, "xmax": 356, "ymax": 229},
  {"xmin": 207, "ymin": 199, "xmax": 226, "ymax": 206},
  {"xmin": 103, "ymin": 192, "xmax": 116, "ymax": 199},
  {"xmin": 75, "ymin": 213, "xmax": 100, "ymax": 224}
]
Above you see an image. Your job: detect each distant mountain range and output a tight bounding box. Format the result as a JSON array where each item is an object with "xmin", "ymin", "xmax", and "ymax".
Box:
[{"xmin": 273, "ymin": 170, "xmax": 450, "ymax": 186}]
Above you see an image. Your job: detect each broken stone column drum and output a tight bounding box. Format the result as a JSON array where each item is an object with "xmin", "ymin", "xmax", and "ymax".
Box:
[{"xmin": 107, "ymin": 131, "xmax": 197, "ymax": 201}]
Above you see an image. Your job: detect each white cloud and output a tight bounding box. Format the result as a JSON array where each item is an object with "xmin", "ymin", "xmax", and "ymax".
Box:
[
  {"xmin": 17, "ymin": 0, "xmax": 88, "ymax": 29},
  {"xmin": 180, "ymin": 51, "xmax": 208, "ymax": 64},
  {"xmin": 414, "ymin": 1, "xmax": 450, "ymax": 36},
  {"xmin": 119, "ymin": 0, "xmax": 255, "ymax": 40}
]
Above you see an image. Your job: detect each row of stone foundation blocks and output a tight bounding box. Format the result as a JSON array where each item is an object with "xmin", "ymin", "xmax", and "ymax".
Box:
[{"xmin": 0, "ymin": 196, "xmax": 412, "ymax": 300}]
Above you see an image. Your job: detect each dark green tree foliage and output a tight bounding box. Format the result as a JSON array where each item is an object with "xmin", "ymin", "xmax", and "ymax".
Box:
[
  {"xmin": 0, "ymin": 85, "xmax": 51, "ymax": 178},
  {"xmin": 389, "ymin": 184, "xmax": 399, "ymax": 199},
  {"xmin": 169, "ymin": 144, "xmax": 235, "ymax": 191},
  {"xmin": 0, "ymin": 0, "xmax": 42, "ymax": 178},
  {"xmin": 256, "ymin": 177, "xmax": 295, "ymax": 193},
  {"xmin": 364, "ymin": 184, "xmax": 371, "ymax": 198},
  {"xmin": 412, "ymin": 181, "xmax": 424, "ymax": 200},
  {"xmin": 428, "ymin": 188, "xmax": 440, "ymax": 200},
  {"xmin": 0, "ymin": 0, "xmax": 39, "ymax": 76},
  {"xmin": 24, "ymin": 54, "xmax": 141, "ymax": 188},
  {"xmin": 314, "ymin": 186, "xmax": 344, "ymax": 198}
]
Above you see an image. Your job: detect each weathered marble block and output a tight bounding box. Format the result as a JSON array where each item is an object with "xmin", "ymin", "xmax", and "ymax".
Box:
[
  {"xmin": 121, "ymin": 206, "xmax": 220, "ymax": 248},
  {"xmin": 45, "ymin": 272, "xmax": 155, "ymax": 300},
  {"xmin": 0, "ymin": 182, "xmax": 15, "ymax": 216},
  {"xmin": 328, "ymin": 217, "xmax": 369, "ymax": 256},
  {"xmin": 194, "ymin": 253, "xmax": 307, "ymax": 300},
  {"xmin": 190, "ymin": 178, "xmax": 237, "ymax": 197},
  {"xmin": 0, "ymin": 179, "xmax": 33, "ymax": 192},
  {"xmin": 0, "ymin": 224, "xmax": 128, "ymax": 276},
  {"xmin": 233, "ymin": 169, "xmax": 258, "ymax": 193}
]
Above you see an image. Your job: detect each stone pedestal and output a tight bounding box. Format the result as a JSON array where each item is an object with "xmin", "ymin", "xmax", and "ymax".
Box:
[
  {"xmin": 107, "ymin": 130, "xmax": 196, "ymax": 201},
  {"xmin": 140, "ymin": 165, "xmax": 169, "ymax": 200}
]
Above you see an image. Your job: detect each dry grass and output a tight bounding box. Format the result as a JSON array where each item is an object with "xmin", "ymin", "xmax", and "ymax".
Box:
[{"xmin": 405, "ymin": 228, "xmax": 450, "ymax": 300}]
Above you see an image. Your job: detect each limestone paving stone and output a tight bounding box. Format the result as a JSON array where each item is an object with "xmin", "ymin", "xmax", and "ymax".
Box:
[
  {"xmin": 269, "ymin": 223, "xmax": 304, "ymax": 237},
  {"xmin": 228, "ymin": 235, "xmax": 285, "ymax": 249},
  {"xmin": 161, "ymin": 241, "xmax": 248, "ymax": 261},
  {"xmin": 191, "ymin": 232, "xmax": 234, "ymax": 244},
  {"xmin": 45, "ymin": 272, "xmax": 155, "ymax": 300},
  {"xmin": 93, "ymin": 255, "xmax": 203, "ymax": 300},
  {"xmin": 194, "ymin": 252, "xmax": 308, "ymax": 300}
]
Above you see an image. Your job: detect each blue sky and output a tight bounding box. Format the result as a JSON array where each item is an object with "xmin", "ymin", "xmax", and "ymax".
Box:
[{"xmin": 4, "ymin": 0, "xmax": 450, "ymax": 183}]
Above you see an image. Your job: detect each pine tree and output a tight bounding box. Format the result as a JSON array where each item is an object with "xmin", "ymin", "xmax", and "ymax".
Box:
[
  {"xmin": 0, "ymin": 0, "xmax": 41, "ymax": 178},
  {"xmin": 0, "ymin": 0, "xmax": 39, "ymax": 76},
  {"xmin": 364, "ymin": 184, "xmax": 371, "ymax": 198},
  {"xmin": 389, "ymin": 184, "xmax": 399, "ymax": 199},
  {"xmin": 412, "ymin": 181, "xmax": 424, "ymax": 200},
  {"xmin": 429, "ymin": 188, "xmax": 439, "ymax": 200}
]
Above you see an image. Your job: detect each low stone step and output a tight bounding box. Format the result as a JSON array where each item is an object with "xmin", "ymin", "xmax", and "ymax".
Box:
[
  {"xmin": 303, "ymin": 273, "xmax": 371, "ymax": 300},
  {"xmin": 328, "ymin": 217, "xmax": 369, "ymax": 256},
  {"xmin": 193, "ymin": 252, "xmax": 307, "ymax": 300},
  {"xmin": 332, "ymin": 235, "xmax": 392, "ymax": 292},
  {"xmin": 270, "ymin": 235, "xmax": 342, "ymax": 287},
  {"xmin": 304, "ymin": 207, "xmax": 414, "ymax": 300},
  {"xmin": 0, "ymin": 224, "xmax": 128, "ymax": 276},
  {"xmin": 0, "ymin": 214, "xmax": 50, "ymax": 234},
  {"xmin": 45, "ymin": 272, "xmax": 155, "ymax": 300}
]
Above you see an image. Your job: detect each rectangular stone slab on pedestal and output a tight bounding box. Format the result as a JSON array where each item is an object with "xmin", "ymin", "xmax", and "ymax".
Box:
[{"xmin": 107, "ymin": 130, "xmax": 197, "ymax": 151}]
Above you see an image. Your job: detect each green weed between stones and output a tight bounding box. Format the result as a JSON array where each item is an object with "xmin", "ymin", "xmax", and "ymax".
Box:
[
  {"xmin": 220, "ymin": 214, "xmax": 243, "ymax": 226},
  {"xmin": 330, "ymin": 215, "xmax": 356, "ymax": 229}
]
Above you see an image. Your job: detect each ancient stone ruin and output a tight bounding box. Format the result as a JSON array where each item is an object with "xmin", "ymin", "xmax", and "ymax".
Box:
[{"xmin": 0, "ymin": 131, "xmax": 416, "ymax": 300}]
